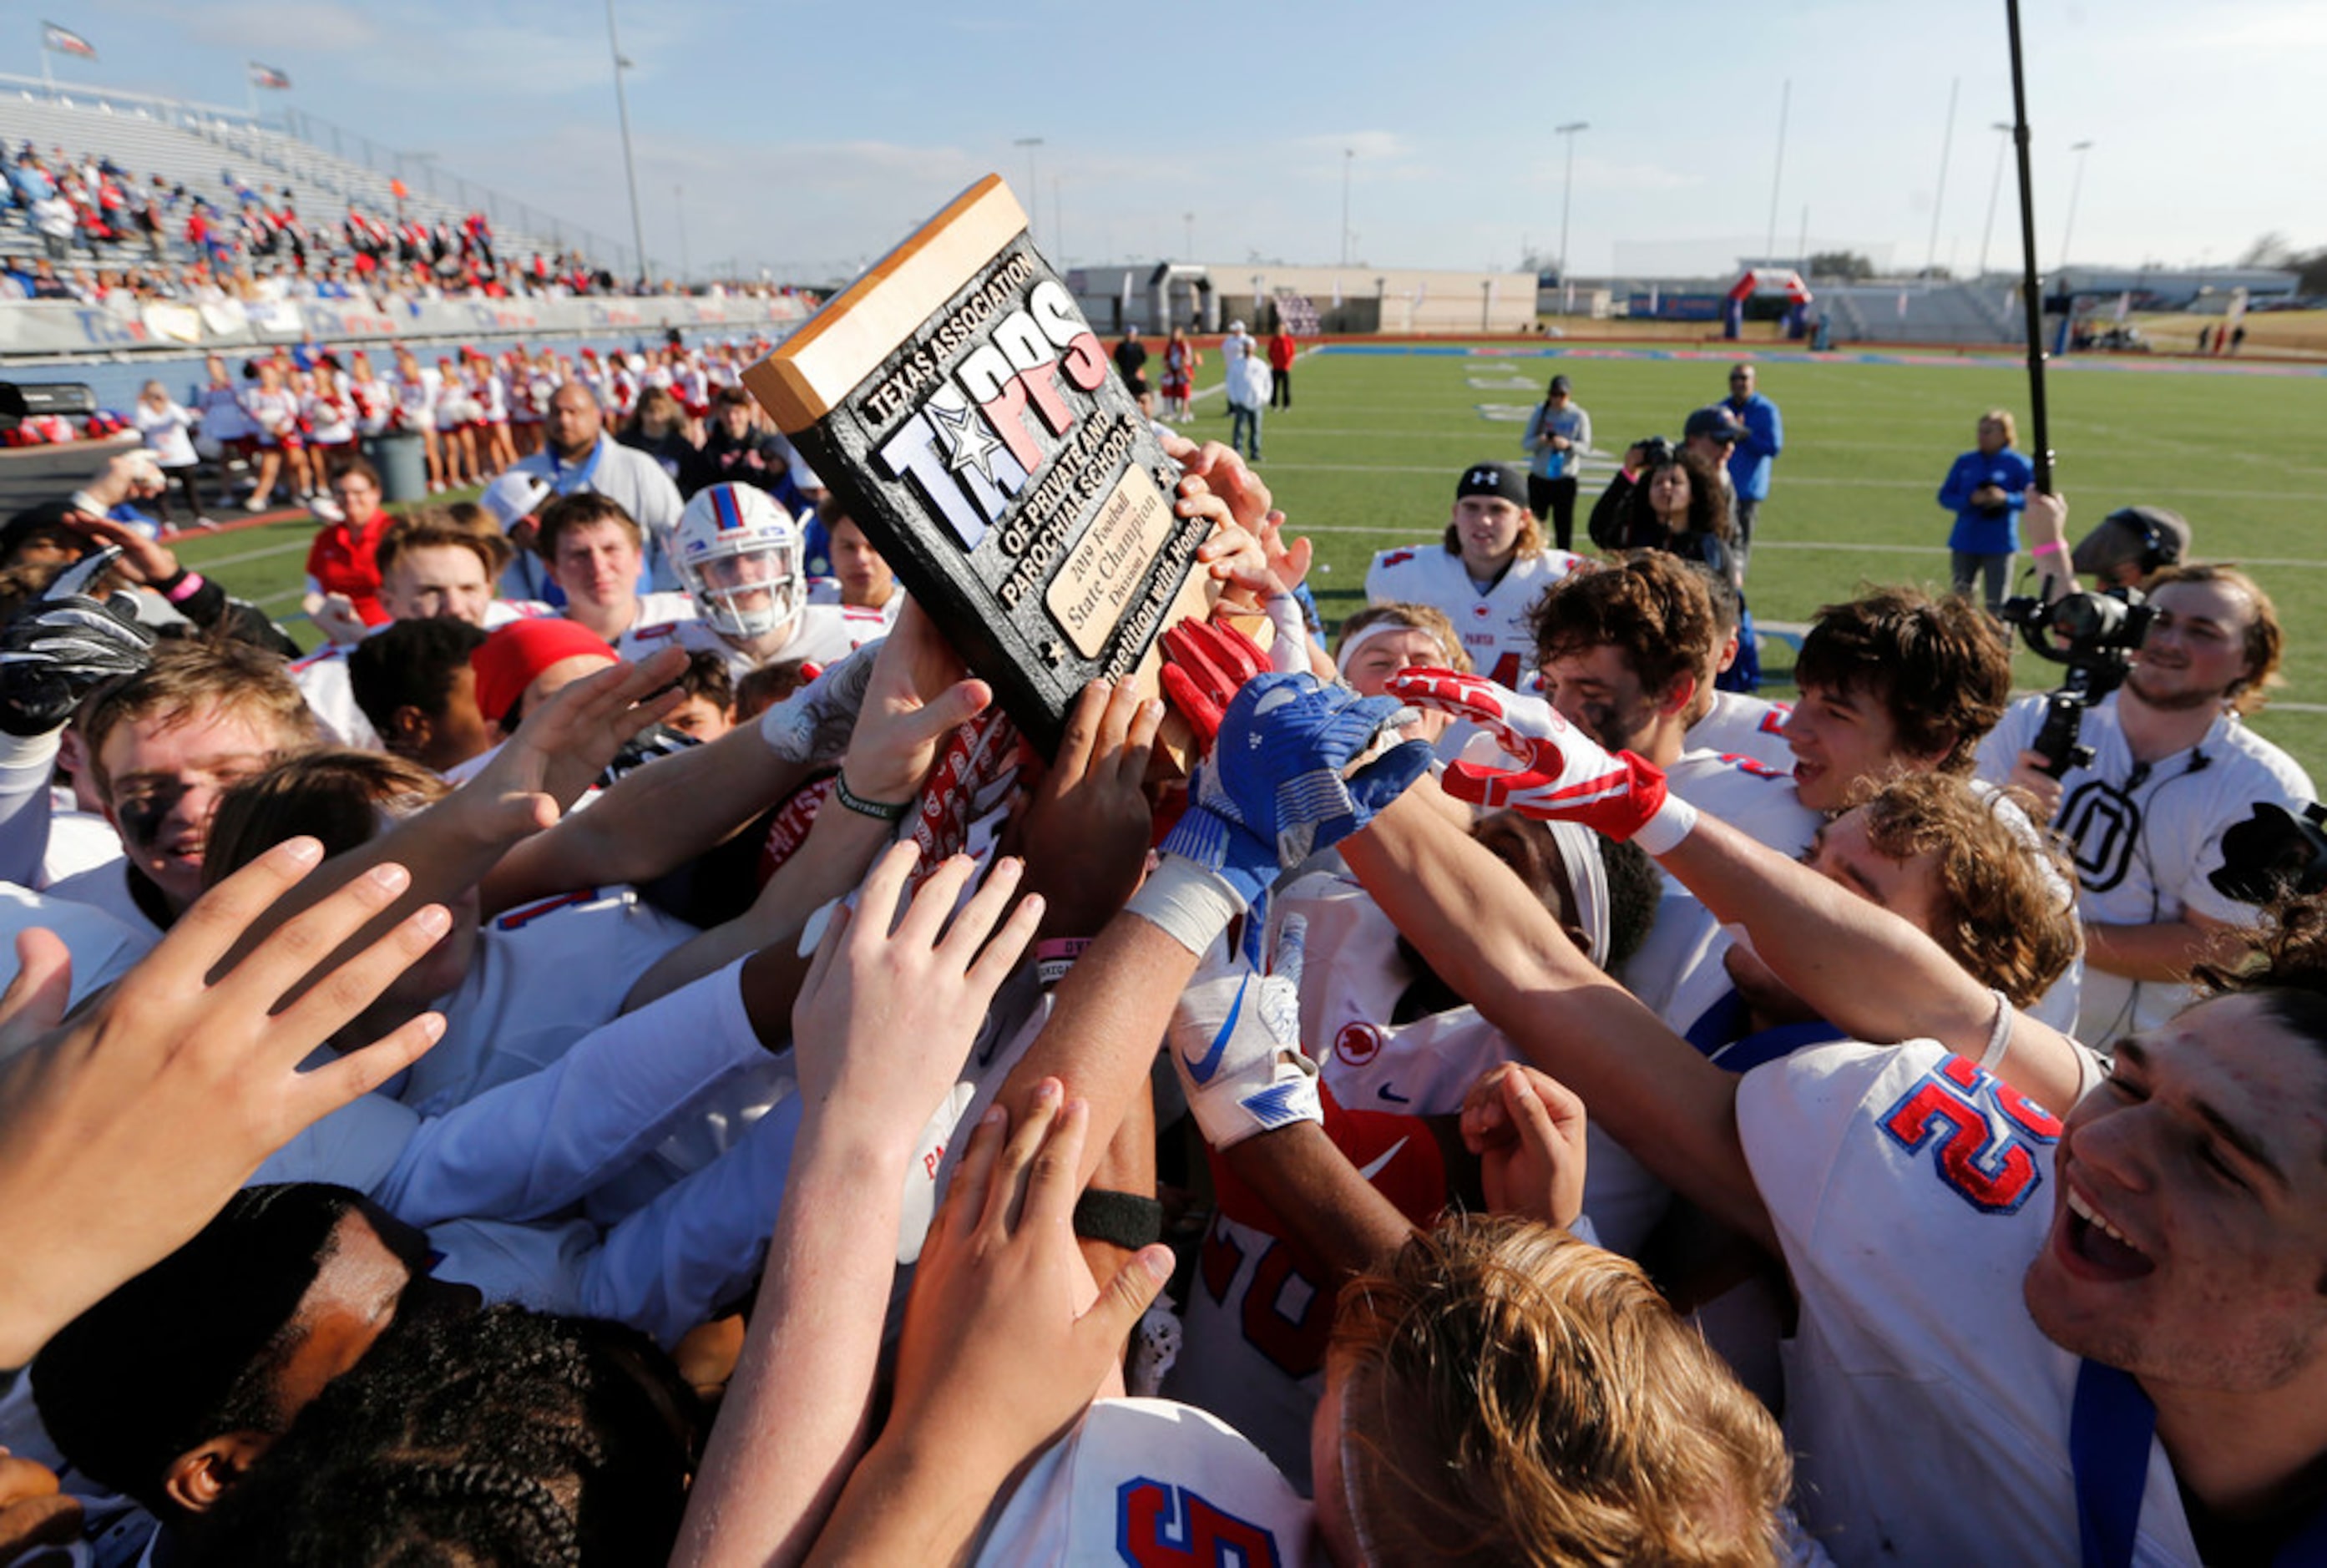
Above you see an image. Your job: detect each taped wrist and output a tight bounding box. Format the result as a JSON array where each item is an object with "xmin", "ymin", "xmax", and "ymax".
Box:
[
  {"xmin": 1631, "ymin": 792, "xmax": 1700, "ymax": 857},
  {"xmin": 1126, "ymin": 852, "xmax": 1246, "ymax": 956}
]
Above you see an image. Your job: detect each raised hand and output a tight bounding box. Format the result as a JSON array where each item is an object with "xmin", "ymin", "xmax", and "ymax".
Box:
[
  {"xmin": 836, "ymin": 599, "xmax": 993, "ymax": 804},
  {"xmin": 1164, "ymin": 671, "xmax": 1431, "ymax": 905},
  {"xmin": 1459, "ymin": 1061, "xmax": 1590, "ymax": 1231},
  {"xmin": 791, "ymin": 842, "xmax": 1043, "ymax": 1131},
  {"xmin": 1157, "ymin": 616, "xmax": 1269, "ymax": 749},
  {"xmin": 883, "ymin": 1084, "xmax": 1173, "ymax": 1476},
  {"xmin": 483, "ymin": 644, "xmax": 690, "ymax": 813},
  {"xmin": 1014, "ymin": 679, "xmax": 1163, "ymax": 938},
  {"xmin": 0, "ymin": 837, "xmax": 452, "ymax": 1364},
  {"xmin": 757, "ymin": 639, "xmax": 880, "ymax": 770},
  {"xmin": 1386, "ymin": 668, "xmax": 1692, "ymax": 848},
  {"xmin": 0, "ymin": 548, "xmax": 154, "ymax": 738},
  {"xmin": 1166, "ymin": 913, "xmax": 1320, "ymax": 1150}
]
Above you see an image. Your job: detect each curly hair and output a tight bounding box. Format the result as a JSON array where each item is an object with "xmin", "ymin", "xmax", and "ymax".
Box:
[
  {"xmin": 1621, "ymin": 453, "xmax": 1731, "ymax": 546},
  {"xmin": 1330, "ymin": 1216, "xmax": 1793, "ymax": 1566},
  {"xmin": 185, "ymin": 1304, "xmax": 702, "ymax": 1568},
  {"xmin": 1849, "ymin": 772, "xmax": 2081, "ymax": 1007},
  {"xmin": 1527, "ymin": 551, "xmax": 1717, "ymax": 701},
  {"xmin": 1795, "ymin": 586, "xmax": 2011, "ymax": 776}
]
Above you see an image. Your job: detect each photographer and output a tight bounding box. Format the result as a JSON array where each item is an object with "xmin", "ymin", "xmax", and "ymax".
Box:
[{"xmin": 1977, "ymin": 498, "xmax": 2311, "ymax": 1040}]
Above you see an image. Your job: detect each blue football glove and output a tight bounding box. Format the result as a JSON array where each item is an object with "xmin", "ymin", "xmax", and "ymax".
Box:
[{"xmin": 1161, "ymin": 671, "xmax": 1431, "ymax": 907}]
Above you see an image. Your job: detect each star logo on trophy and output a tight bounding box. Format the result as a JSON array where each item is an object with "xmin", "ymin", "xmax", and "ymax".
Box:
[
  {"xmin": 1039, "ymin": 638, "xmax": 1068, "ymax": 665},
  {"xmin": 928, "ymin": 399, "xmax": 1002, "ymax": 487}
]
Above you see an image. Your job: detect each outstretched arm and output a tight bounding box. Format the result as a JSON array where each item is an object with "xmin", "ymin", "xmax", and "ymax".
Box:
[
  {"xmin": 1654, "ymin": 812, "xmax": 2090, "ymax": 1112},
  {"xmin": 670, "ymin": 845, "xmax": 1043, "ymax": 1568},
  {"xmin": 1342, "ymin": 784, "xmax": 1774, "ymax": 1251}
]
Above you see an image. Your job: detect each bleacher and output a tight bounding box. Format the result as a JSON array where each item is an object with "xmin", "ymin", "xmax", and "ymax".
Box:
[
  {"xmin": 1819, "ymin": 281, "xmax": 2022, "ymax": 346},
  {"xmin": 0, "ymin": 79, "xmax": 589, "ymax": 270},
  {"xmin": 1271, "ymin": 288, "xmax": 1320, "ymax": 336}
]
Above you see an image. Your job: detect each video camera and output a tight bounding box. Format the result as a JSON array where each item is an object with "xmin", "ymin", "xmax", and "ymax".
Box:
[
  {"xmin": 1996, "ymin": 586, "xmax": 2158, "ymax": 779},
  {"xmin": 2212, "ymin": 801, "xmax": 2327, "ymax": 904}
]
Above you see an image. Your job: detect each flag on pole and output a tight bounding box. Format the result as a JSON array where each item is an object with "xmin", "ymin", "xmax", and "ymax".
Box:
[
  {"xmin": 42, "ymin": 22, "xmax": 97, "ymax": 59},
  {"xmin": 249, "ymin": 62, "xmax": 291, "ymax": 89}
]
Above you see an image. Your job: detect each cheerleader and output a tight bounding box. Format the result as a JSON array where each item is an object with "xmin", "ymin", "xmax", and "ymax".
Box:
[{"xmin": 391, "ymin": 345, "xmax": 445, "ymax": 493}]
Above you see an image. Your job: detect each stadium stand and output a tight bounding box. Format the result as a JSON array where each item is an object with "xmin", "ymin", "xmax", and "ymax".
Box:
[{"xmin": 0, "ymin": 78, "xmax": 608, "ymax": 282}]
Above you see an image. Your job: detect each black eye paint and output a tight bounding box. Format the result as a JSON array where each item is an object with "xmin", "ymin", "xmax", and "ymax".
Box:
[{"xmin": 113, "ymin": 780, "xmax": 187, "ymax": 852}]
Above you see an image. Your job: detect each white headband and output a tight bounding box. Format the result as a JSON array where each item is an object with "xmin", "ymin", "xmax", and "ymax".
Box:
[
  {"xmin": 1545, "ymin": 818, "xmax": 1611, "ymax": 969},
  {"xmin": 1334, "ymin": 620, "xmax": 1428, "ymax": 679}
]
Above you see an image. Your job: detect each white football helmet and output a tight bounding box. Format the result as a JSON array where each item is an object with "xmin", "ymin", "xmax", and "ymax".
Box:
[{"xmin": 674, "ymin": 483, "xmax": 803, "ymax": 640}]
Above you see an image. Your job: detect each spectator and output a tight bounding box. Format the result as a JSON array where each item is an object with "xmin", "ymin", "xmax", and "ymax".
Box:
[
  {"xmin": 1719, "ymin": 362, "xmax": 1783, "ymax": 576},
  {"xmin": 678, "ymin": 387, "xmax": 782, "ymax": 498},
  {"xmin": 1264, "ymin": 322, "xmax": 1298, "ymax": 412},
  {"xmin": 513, "ymin": 382, "xmax": 686, "ymax": 589},
  {"xmin": 1111, "ymin": 326, "xmax": 1150, "ymax": 405},
  {"xmin": 1586, "ymin": 435, "xmax": 1670, "ymax": 551},
  {"xmin": 1936, "ymin": 408, "xmax": 2036, "ymax": 615},
  {"xmin": 1224, "ymin": 346, "xmax": 1270, "ymax": 462},
  {"xmin": 1521, "ymin": 374, "xmax": 1591, "ymax": 551},
  {"xmin": 1623, "ymin": 451, "xmax": 1737, "ymax": 581},
  {"xmin": 301, "ymin": 458, "xmax": 396, "ymax": 640}
]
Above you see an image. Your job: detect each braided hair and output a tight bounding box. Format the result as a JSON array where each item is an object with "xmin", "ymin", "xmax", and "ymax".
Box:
[{"xmin": 186, "ymin": 1303, "xmax": 702, "ymax": 1567}]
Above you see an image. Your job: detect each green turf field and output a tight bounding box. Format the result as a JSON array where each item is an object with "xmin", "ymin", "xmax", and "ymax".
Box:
[{"xmin": 161, "ymin": 344, "xmax": 2327, "ymax": 780}]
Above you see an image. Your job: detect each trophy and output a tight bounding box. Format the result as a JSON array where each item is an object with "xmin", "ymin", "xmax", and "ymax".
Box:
[{"xmin": 743, "ymin": 176, "xmax": 1219, "ymax": 759}]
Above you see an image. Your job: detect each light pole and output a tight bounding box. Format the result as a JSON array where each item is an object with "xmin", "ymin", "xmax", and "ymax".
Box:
[
  {"xmin": 605, "ymin": 0, "xmax": 649, "ymax": 286},
  {"xmin": 1924, "ymin": 77, "xmax": 1958, "ymax": 278},
  {"xmin": 1182, "ymin": 211, "xmax": 1195, "ymax": 258},
  {"xmin": 1013, "ymin": 137, "xmax": 1043, "ymax": 247},
  {"xmin": 2057, "ymin": 139, "xmax": 2093, "ymax": 273},
  {"xmin": 1340, "ymin": 148, "xmax": 1353, "ymax": 267},
  {"xmin": 1554, "ymin": 120, "xmax": 1587, "ymax": 314},
  {"xmin": 674, "ymin": 183, "xmax": 689, "ymax": 286},
  {"xmin": 1764, "ymin": 78, "xmax": 1790, "ymax": 261},
  {"xmin": 1976, "ymin": 121, "xmax": 2011, "ymax": 277}
]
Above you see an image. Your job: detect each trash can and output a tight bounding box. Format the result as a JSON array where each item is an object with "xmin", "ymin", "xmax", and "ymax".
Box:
[{"xmin": 366, "ymin": 431, "xmax": 428, "ymax": 505}]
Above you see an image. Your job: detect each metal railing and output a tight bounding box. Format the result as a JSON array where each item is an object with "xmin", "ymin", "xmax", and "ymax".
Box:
[{"xmin": 0, "ymin": 73, "xmax": 634, "ymax": 275}]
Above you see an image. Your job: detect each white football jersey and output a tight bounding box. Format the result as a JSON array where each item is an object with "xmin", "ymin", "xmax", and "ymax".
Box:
[
  {"xmin": 1624, "ymin": 751, "xmax": 1821, "ymax": 1036},
  {"xmin": 290, "ymin": 643, "xmax": 383, "ymax": 751},
  {"xmin": 1687, "ymin": 689, "xmax": 1797, "ymax": 772},
  {"xmin": 974, "ymin": 1399, "xmax": 1313, "ymax": 1567},
  {"xmin": 1364, "ymin": 543, "xmax": 1582, "ymax": 689},
  {"xmin": 392, "ymin": 887, "xmax": 697, "ymax": 1115},
  {"xmin": 620, "ymin": 603, "xmax": 885, "ymax": 681},
  {"xmin": 1738, "ymin": 1039, "xmax": 2187, "ymax": 1565},
  {"xmin": 1976, "ymin": 693, "xmax": 2312, "ymax": 1041}
]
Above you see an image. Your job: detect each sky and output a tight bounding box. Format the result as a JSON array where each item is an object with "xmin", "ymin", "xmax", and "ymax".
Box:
[{"xmin": 9, "ymin": 0, "xmax": 2322, "ymax": 286}]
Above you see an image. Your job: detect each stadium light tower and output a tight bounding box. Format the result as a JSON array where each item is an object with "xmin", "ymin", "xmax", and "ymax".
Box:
[
  {"xmin": 1555, "ymin": 121, "xmax": 1588, "ymax": 314},
  {"xmin": 1977, "ymin": 121, "xmax": 2012, "ymax": 278},
  {"xmin": 605, "ymin": 0, "xmax": 650, "ymax": 285},
  {"xmin": 1014, "ymin": 138, "xmax": 1044, "ymax": 248},
  {"xmin": 2057, "ymin": 139, "xmax": 2094, "ymax": 272}
]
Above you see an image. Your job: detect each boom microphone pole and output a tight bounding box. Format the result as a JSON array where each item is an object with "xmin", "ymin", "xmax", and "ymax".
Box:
[{"xmin": 2004, "ymin": 0, "xmax": 2052, "ymax": 493}]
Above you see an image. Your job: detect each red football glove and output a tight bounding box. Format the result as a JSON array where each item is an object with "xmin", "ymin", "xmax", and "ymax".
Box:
[
  {"xmin": 1159, "ymin": 617, "xmax": 1270, "ymax": 751},
  {"xmin": 1385, "ymin": 669, "xmax": 1697, "ymax": 849}
]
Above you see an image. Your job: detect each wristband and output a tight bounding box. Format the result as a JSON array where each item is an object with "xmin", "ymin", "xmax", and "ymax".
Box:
[
  {"xmin": 2029, "ymin": 539, "xmax": 2066, "ymax": 559},
  {"xmin": 1035, "ymin": 937, "xmax": 1091, "ymax": 989},
  {"xmin": 1631, "ymin": 793, "xmax": 1701, "ymax": 857},
  {"xmin": 159, "ymin": 569, "xmax": 206, "ymax": 605},
  {"xmin": 1071, "ymin": 1188, "xmax": 1164, "ymax": 1250},
  {"xmin": 831, "ymin": 768, "xmax": 910, "ymax": 822},
  {"xmin": 1125, "ymin": 853, "xmax": 1245, "ymax": 956}
]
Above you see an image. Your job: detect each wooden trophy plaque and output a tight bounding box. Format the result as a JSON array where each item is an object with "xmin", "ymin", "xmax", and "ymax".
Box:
[{"xmin": 742, "ymin": 175, "xmax": 1217, "ymax": 760}]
